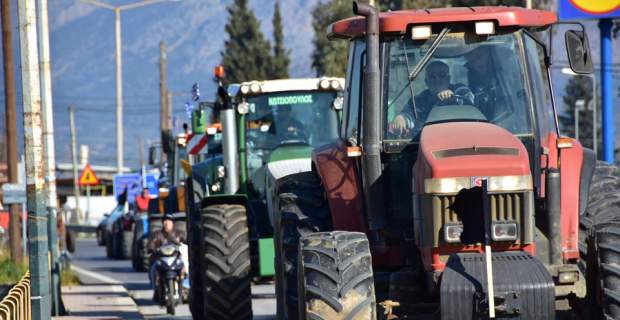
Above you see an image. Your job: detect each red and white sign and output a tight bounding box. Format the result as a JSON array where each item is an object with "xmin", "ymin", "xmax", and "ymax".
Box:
[{"xmin": 186, "ymin": 133, "xmax": 209, "ymax": 155}]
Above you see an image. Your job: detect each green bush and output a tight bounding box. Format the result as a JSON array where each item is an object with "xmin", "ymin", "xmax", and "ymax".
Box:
[{"xmin": 0, "ymin": 251, "xmax": 28, "ymax": 285}]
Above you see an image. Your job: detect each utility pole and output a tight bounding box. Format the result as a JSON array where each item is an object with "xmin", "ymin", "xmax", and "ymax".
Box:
[
  {"xmin": 167, "ymin": 91, "xmax": 173, "ymax": 129},
  {"xmin": 17, "ymin": 0, "xmax": 51, "ymax": 317},
  {"xmin": 1, "ymin": 0, "xmax": 22, "ymax": 262},
  {"xmin": 37, "ymin": 0, "xmax": 61, "ymax": 314},
  {"xmin": 69, "ymin": 107, "xmax": 81, "ymax": 223},
  {"xmin": 139, "ymin": 136, "xmax": 145, "ymax": 167},
  {"xmin": 159, "ymin": 41, "xmax": 169, "ymax": 161}
]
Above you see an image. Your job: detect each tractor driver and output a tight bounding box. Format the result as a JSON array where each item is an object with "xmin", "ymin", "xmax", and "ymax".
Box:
[
  {"xmin": 390, "ymin": 60, "xmax": 473, "ymax": 136},
  {"xmin": 272, "ymin": 104, "xmax": 307, "ymax": 141}
]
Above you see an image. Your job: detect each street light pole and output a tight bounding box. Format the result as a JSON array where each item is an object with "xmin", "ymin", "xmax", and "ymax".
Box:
[
  {"xmin": 79, "ymin": 0, "xmax": 181, "ymax": 174},
  {"xmin": 115, "ymin": 7, "xmax": 123, "ymax": 174}
]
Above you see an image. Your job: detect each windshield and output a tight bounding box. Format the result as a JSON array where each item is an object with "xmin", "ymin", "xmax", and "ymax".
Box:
[
  {"xmin": 244, "ymin": 90, "xmax": 339, "ymax": 161},
  {"xmin": 385, "ymin": 31, "xmax": 533, "ymax": 142}
]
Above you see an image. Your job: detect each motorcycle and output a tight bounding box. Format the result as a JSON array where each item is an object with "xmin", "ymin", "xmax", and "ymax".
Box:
[{"xmin": 152, "ymin": 243, "xmax": 187, "ymax": 315}]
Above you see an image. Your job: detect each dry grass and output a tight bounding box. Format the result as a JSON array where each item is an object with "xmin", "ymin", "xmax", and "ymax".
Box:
[{"xmin": 60, "ymin": 268, "xmax": 81, "ymax": 286}]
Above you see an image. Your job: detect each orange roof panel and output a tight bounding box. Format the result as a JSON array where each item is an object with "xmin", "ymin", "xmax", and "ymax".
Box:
[{"xmin": 329, "ymin": 7, "xmax": 557, "ymax": 39}]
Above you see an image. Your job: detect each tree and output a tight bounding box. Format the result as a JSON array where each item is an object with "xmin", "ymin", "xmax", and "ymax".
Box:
[
  {"xmin": 560, "ymin": 75, "xmax": 599, "ymax": 151},
  {"xmin": 308, "ymin": 0, "xmax": 460, "ymax": 77},
  {"xmin": 271, "ymin": 1, "xmax": 290, "ymax": 78},
  {"xmin": 221, "ymin": 0, "xmax": 273, "ymax": 84},
  {"xmin": 311, "ymin": 0, "xmax": 353, "ymax": 77}
]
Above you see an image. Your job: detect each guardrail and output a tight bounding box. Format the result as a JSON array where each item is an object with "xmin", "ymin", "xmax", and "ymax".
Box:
[{"xmin": 0, "ymin": 272, "xmax": 31, "ymax": 320}]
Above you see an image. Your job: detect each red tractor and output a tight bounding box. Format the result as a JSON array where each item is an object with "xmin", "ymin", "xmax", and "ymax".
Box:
[{"xmin": 272, "ymin": 2, "xmax": 620, "ymax": 319}]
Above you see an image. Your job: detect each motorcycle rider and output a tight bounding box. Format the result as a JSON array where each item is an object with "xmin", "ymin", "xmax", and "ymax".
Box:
[{"xmin": 147, "ymin": 213, "xmax": 186, "ymax": 289}]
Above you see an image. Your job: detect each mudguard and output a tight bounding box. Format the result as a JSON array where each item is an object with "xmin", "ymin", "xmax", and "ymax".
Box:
[
  {"xmin": 578, "ymin": 148, "xmax": 596, "ymax": 216},
  {"xmin": 312, "ymin": 140, "xmax": 367, "ymax": 234}
]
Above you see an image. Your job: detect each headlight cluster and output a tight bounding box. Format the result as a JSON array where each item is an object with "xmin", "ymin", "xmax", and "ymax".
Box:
[
  {"xmin": 443, "ymin": 222, "xmax": 518, "ymax": 243},
  {"xmin": 319, "ymin": 79, "xmax": 341, "ymax": 90},
  {"xmin": 424, "ymin": 175, "xmax": 532, "ymax": 194},
  {"xmin": 237, "ymin": 101, "xmax": 249, "ymax": 115},
  {"xmin": 240, "ymin": 82, "xmax": 261, "ymax": 95},
  {"xmin": 217, "ymin": 165, "xmax": 226, "ymax": 178}
]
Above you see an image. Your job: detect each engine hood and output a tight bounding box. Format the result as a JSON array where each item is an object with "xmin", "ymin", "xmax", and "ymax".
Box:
[{"xmin": 414, "ymin": 122, "xmax": 530, "ymax": 180}]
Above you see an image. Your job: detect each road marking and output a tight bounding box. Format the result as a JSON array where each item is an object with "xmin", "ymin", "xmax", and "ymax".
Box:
[{"xmin": 72, "ymin": 264, "xmax": 121, "ymax": 285}]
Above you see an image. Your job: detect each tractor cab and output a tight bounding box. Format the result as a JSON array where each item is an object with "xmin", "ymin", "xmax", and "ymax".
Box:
[{"xmin": 270, "ymin": 3, "xmax": 619, "ymax": 320}]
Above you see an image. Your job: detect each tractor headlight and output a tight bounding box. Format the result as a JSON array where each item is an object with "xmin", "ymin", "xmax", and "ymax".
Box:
[
  {"xmin": 475, "ymin": 21, "xmax": 495, "ymax": 35},
  {"xmin": 211, "ymin": 182, "xmax": 221, "ymax": 192},
  {"xmin": 319, "ymin": 79, "xmax": 330, "ymax": 90},
  {"xmin": 444, "ymin": 223, "xmax": 463, "ymax": 243},
  {"xmin": 240, "ymin": 85, "xmax": 250, "ymax": 95},
  {"xmin": 217, "ymin": 165, "xmax": 225, "ymax": 178},
  {"xmin": 330, "ymin": 80, "xmax": 341, "ymax": 90},
  {"xmin": 491, "ymin": 222, "xmax": 518, "ymax": 241},
  {"xmin": 332, "ymin": 96, "xmax": 344, "ymax": 110},
  {"xmin": 487, "ymin": 175, "xmax": 532, "ymax": 192},
  {"xmin": 424, "ymin": 177, "xmax": 470, "ymax": 194},
  {"xmin": 237, "ymin": 101, "xmax": 249, "ymax": 114},
  {"xmin": 249, "ymin": 83, "xmax": 261, "ymax": 93}
]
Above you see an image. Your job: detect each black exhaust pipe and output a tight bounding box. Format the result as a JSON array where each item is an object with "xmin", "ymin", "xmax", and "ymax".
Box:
[
  {"xmin": 354, "ymin": 2, "xmax": 384, "ymax": 230},
  {"xmin": 546, "ymin": 169, "xmax": 562, "ymax": 265}
]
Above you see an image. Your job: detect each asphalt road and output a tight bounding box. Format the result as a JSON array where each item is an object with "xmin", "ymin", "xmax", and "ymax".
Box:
[{"xmin": 71, "ymin": 238, "xmax": 276, "ymax": 319}]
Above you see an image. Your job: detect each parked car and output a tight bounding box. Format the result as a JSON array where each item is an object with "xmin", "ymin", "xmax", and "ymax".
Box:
[{"xmin": 99, "ymin": 205, "xmax": 126, "ymax": 259}]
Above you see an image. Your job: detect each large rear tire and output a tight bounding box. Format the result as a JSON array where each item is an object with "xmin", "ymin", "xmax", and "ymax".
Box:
[
  {"xmin": 587, "ymin": 220, "xmax": 620, "ymax": 319},
  {"xmin": 274, "ymin": 172, "xmax": 332, "ymax": 320},
  {"xmin": 297, "ymin": 231, "xmax": 376, "ymax": 320},
  {"xmin": 579, "ymin": 161, "xmax": 620, "ymax": 265},
  {"xmin": 200, "ymin": 204, "xmax": 252, "ymax": 320}
]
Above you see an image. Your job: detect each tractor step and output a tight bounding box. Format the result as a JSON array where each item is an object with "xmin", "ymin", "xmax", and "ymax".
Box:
[{"xmin": 440, "ymin": 251, "xmax": 555, "ymax": 320}]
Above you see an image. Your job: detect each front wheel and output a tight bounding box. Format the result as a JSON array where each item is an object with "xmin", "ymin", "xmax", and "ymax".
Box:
[
  {"xmin": 166, "ymin": 278, "xmax": 176, "ymax": 315},
  {"xmin": 297, "ymin": 231, "xmax": 376, "ymax": 320},
  {"xmin": 274, "ymin": 172, "xmax": 332, "ymax": 320}
]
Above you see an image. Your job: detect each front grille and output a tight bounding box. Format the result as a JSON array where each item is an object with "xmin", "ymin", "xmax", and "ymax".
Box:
[
  {"xmin": 436, "ymin": 193, "xmax": 523, "ymax": 224},
  {"xmin": 430, "ymin": 191, "xmax": 533, "ymax": 246}
]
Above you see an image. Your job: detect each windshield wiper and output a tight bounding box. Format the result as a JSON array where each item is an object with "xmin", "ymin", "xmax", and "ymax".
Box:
[
  {"xmin": 388, "ymin": 26, "xmax": 452, "ymax": 117},
  {"xmin": 408, "ymin": 26, "xmax": 451, "ymax": 81}
]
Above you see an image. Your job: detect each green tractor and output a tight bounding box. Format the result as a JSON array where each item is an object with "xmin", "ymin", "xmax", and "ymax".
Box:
[{"xmin": 185, "ymin": 71, "xmax": 344, "ymax": 319}]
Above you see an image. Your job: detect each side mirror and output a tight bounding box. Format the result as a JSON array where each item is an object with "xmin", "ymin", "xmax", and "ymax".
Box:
[
  {"xmin": 104, "ymin": 213, "xmax": 110, "ymax": 218},
  {"xmin": 565, "ymin": 30, "xmax": 593, "ymax": 74},
  {"xmin": 148, "ymin": 145, "xmax": 158, "ymax": 166}
]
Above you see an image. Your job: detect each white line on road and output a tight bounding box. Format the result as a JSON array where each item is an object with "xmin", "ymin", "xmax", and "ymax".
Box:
[{"xmin": 72, "ymin": 264, "xmax": 121, "ymax": 285}]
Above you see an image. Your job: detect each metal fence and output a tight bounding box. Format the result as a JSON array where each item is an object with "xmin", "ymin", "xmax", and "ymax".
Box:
[{"xmin": 0, "ymin": 272, "xmax": 31, "ymax": 320}]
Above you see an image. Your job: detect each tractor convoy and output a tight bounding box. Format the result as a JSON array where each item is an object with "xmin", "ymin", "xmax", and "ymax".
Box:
[
  {"xmin": 185, "ymin": 2, "xmax": 620, "ymax": 320},
  {"xmin": 98, "ymin": 2, "xmax": 620, "ymax": 319}
]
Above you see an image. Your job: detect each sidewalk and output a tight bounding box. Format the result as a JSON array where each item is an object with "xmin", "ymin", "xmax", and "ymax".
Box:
[
  {"xmin": 53, "ymin": 263, "xmax": 143, "ymax": 320},
  {"xmin": 54, "ymin": 284, "xmax": 143, "ymax": 320}
]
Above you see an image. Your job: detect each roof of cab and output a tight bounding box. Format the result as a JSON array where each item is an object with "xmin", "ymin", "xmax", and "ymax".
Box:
[{"xmin": 328, "ymin": 6, "xmax": 557, "ymax": 39}]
